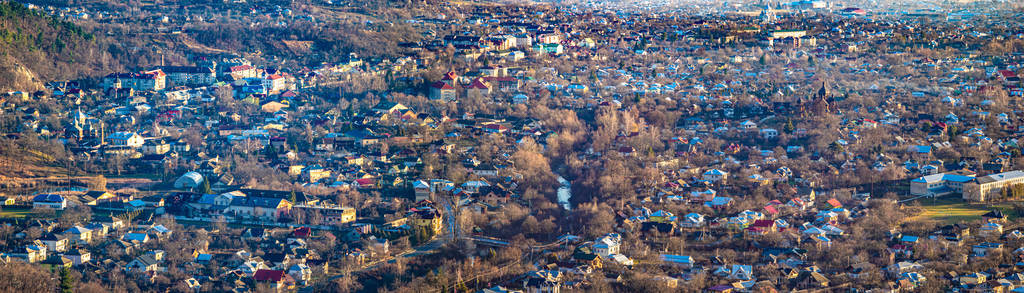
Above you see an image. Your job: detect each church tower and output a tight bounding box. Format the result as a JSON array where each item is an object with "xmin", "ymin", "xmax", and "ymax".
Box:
[{"xmin": 812, "ymin": 82, "xmax": 831, "ymax": 114}]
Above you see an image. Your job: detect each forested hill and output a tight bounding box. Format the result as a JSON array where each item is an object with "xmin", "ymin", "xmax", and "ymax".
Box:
[{"xmin": 0, "ymin": 1, "xmax": 121, "ymax": 91}]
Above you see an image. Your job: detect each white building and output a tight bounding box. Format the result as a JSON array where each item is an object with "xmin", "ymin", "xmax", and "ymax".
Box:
[
  {"xmin": 161, "ymin": 66, "xmax": 216, "ymax": 86},
  {"xmin": 32, "ymin": 194, "xmax": 66, "ymax": 210},
  {"xmin": 592, "ymin": 233, "xmax": 621, "ymax": 257},
  {"xmin": 703, "ymin": 169, "xmax": 729, "ymax": 184},
  {"xmin": 107, "ymin": 132, "xmax": 144, "ymax": 148},
  {"xmin": 102, "ymin": 70, "xmax": 167, "ymax": 91},
  {"xmin": 910, "ymin": 172, "xmax": 976, "ymax": 198},
  {"xmin": 964, "ymin": 170, "xmax": 1024, "ymax": 201},
  {"xmin": 174, "ymin": 172, "xmax": 205, "ymax": 190}
]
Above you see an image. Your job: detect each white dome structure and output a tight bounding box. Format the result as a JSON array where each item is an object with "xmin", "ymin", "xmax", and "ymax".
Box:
[{"xmin": 174, "ymin": 172, "xmax": 205, "ymax": 190}]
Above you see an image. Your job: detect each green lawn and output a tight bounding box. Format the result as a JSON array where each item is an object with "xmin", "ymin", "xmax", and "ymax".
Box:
[
  {"xmin": 0, "ymin": 207, "xmax": 34, "ymax": 219},
  {"xmin": 905, "ymin": 196, "xmax": 1018, "ymax": 224}
]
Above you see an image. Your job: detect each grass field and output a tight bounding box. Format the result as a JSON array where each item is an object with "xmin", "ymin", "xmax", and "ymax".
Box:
[
  {"xmin": 904, "ymin": 196, "xmax": 1018, "ymax": 224},
  {"xmin": 0, "ymin": 207, "xmax": 34, "ymax": 219}
]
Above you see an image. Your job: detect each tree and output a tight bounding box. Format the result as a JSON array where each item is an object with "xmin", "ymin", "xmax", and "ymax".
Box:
[
  {"xmin": 59, "ymin": 267, "xmax": 74, "ymax": 293},
  {"xmin": 200, "ymin": 176, "xmax": 213, "ymax": 194},
  {"xmin": 215, "ymin": 86, "xmax": 235, "ymax": 108},
  {"xmin": 263, "ymin": 144, "xmax": 278, "ymax": 160},
  {"xmin": 783, "ymin": 119, "xmax": 795, "ymax": 134},
  {"xmin": 76, "ymin": 282, "xmax": 106, "ymax": 293},
  {"xmin": 0, "ymin": 261, "xmax": 55, "ymax": 292},
  {"xmin": 89, "ymin": 175, "xmax": 107, "ymax": 191},
  {"xmin": 828, "ymin": 141, "xmax": 844, "ymax": 155},
  {"xmin": 59, "ymin": 204, "xmax": 91, "ymax": 228}
]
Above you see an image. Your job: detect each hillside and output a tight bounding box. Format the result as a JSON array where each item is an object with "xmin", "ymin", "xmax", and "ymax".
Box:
[
  {"xmin": 0, "ymin": 1, "xmax": 121, "ymax": 91},
  {"xmin": 0, "ymin": 134, "xmax": 71, "ymax": 190}
]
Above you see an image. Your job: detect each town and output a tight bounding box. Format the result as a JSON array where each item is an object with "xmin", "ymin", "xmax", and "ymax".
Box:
[{"xmin": 0, "ymin": 0, "xmax": 1023, "ymax": 292}]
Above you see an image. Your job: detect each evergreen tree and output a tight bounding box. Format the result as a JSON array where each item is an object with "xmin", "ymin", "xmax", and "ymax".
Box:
[
  {"xmin": 59, "ymin": 267, "xmax": 74, "ymax": 293},
  {"xmin": 200, "ymin": 176, "xmax": 213, "ymax": 194},
  {"xmin": 263, "ymin": 144, "xmax": 278, "ymax": 159},
  {"xmin": 828, "ymin": 141, "xmax": 844, "ymax": 154},
  {"xmin": 289, "ymin": 190, "xmax": 298, "ymax": 204}
]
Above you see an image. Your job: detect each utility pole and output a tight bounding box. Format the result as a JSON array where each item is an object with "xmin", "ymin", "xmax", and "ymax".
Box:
[{"xmin": 67, "ymin": 155, "xmax": 74, "ymax": 190}]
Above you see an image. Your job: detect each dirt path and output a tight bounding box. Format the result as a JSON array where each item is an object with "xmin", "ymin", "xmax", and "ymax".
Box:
[{"xmin": 177, "ymin": 35, "xmax": 231, "ymax": 54}]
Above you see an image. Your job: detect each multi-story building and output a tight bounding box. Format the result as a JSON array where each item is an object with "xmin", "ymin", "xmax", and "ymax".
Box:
[
  {"xmin": 910, "ymin": 172, "xmax": 976, "ymax": 197},
  {"xmin": 141, "ymin": 139, "xmax": 170, "ymax": 155},
  {"xmin": 224, "ymin": 65, "xmax": 258, "ymax": 80},
  {"xmin": 225, "ymin": 196, "xmax": 293, "ymax": 221},
  {"xmin": 107, "ymin": 132, "xmax": 144, "ymax": 148},
  {"xmin": 429, "ymin": 81, "xmax": 456, "ymax": 101},
  {"xmin": 102, "ymin": 70, "xmax": 167, "ymax": 91},
  {"xmin": 160, "ymin": 66, "xmax": 216, "ymax": 86},
  {"xmin": 537, "ymin": 32, "xmax": 561, "ymax": 44},
  {"xmin": 409, "ymin": 206, "xmax": 443, "ymax": 234},
  {"xmin": 32, "ymin": 194, "xmax": 67, "ymax": 210},
  {"xmin": 292, "ymin": 205, "xmax": 356, "ymax": 226},
  {"xmin": 263, "ymin": 74, "xmax": 287, "ymax": 94},
  {"xmin": 963, "ymin": 170, "xmax": 1024, "ymax": 201}
]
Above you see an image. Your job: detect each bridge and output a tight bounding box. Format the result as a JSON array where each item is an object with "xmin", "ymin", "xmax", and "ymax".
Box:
[
  {"xmin": 460, "ymin": 233, "xmax": 577, "ymax": 249},
  {"xmin": 461, "ymin": 235, "xmax": 511, "ymax": 247}
]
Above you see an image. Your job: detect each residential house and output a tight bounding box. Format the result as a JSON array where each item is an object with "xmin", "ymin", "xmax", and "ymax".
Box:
[
  {"xmin": 15, "ymin": 244, "xmax": 47, "ymax": 263},
  {"xmin": 60, "ymin": 248, "xmax": 90, "ymax": 266},
  {"xmin": 262, "ymin": 74, "xmax": 288, "ymax": 94},
  {"xmin": 466, "ymin": 78, "xmax": 492, "ymax": 96},
  {"xmin": 680, "ymin": 213, "xmax": 705, "ymax": 228},
  {"xmin": 123, "ymin": 232, "xmax": 150, "ymax": 244},
  {"xmin": 81, "ymin": 191, "xmax": 116, "ymax": 206},
  {"xmin": 39, "ymin": 233, "xmax": 68, "ymax": 253},
  {"xmin": 288, "ymin": 263, "xmax": 312, "ymax": 285},
  {"xmin": 703, "ymin": 169, "xmax": 729, "ymax": 184},
  {"xmin": 522, "ymin": 270, "xmax": 561, "ymax": 293},
  {"xmin": 63, "ymin": 226, "xmax": 92, "ymax": 245},
  {"xmin": 413, "ymin": 180, "xmax": 432, "ymax": 202},
  {"xmin": 126, "ymin": 252, "xmax": 162, "ymax": 272},
  {"xmin": 141, "ymin": 139, "xmax": 170, "ymax": 155},
  {"xmin": 592, "ymin": 234, "xmax": 621, "ymax": 257},
  {"xmin": 253, "ymin": 269, "xmax": 296, "ymax": 290},
  {"xmin": 408, "ymin": 206, "xmax": 444, "ymax": 234}
]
